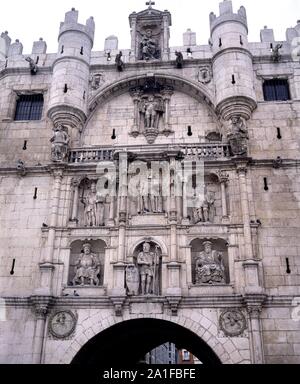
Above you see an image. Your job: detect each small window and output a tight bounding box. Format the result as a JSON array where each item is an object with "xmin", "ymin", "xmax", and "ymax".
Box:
[
  {"xmin": 183, "ymin": 350, "xmax": 190, "ymax": 361},
  {"xmin": 14, "ymin": 94, "xmax": 44, "ymax": 121},
  {"xmin": 263, "ymin": 79, "xmax": 290, "ymax": 101}
]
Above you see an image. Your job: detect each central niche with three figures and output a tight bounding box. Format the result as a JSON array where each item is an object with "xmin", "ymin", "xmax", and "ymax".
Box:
[{"xmin": 130, "ymin": 79, "xmax": 174, "ymax": 144}]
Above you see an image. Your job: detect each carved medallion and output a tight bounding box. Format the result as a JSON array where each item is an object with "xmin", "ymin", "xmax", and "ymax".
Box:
[
  {"xmin": 48, "ymin": 310, "xmax": 77, "ymax": 339},
  {"xmin": 219, "ymin": 309, "xmax": 246, "ymax": 337},
  {"xmin": 198, "ymin": 66, "xmax": 212, "ymax": 84}
]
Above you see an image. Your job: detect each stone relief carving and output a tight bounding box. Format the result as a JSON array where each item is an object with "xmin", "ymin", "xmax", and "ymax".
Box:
[
  {"xmin": 228, "ymin": 116, "xmax": 249, "ymax": 157},
  {"xmin": 89, "ymin": 73, "xmax": 105, "ymax": 90},
  {"xmin": 16, "ymin": 159, "xmax": 27, "ymax": 177},
  {"xmin": 198, "ymin": 66, "xmax": 212, "ymax": 84},
  {"xmin": 48, "ymin": 310, "xmax": 77, "ymax": 340},
  {"xmin": 125, "ymin": 264, "xmax": 140, "ymax": 296},
  {"xmin": 50, "ymin": 125, "xmax": 70, "ymax": 163},
  {"xmin": 195, "ymin": 241, "xmax": 226, "ymax": 285},
  {"xmin": 72, "ymin": 243, "xmax": 101, "ymax": 286},
  {"xmin": 126, "ymin": 242, "xmax": 161, "ymax": 296},
  {"xmin": 140, "ymin": 29, "xmax": 160, "ymax": 60},
  {"xmin": 219, "ymin": 309, "xmax": 247, "ymax": 337},
  {"xmin": 81, "ymin": 181, "xmax": 105, "ymax": 227}
]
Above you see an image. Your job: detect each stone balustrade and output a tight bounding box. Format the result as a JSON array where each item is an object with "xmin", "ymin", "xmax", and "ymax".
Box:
[{"xmin": 69, "ymin": 143, "xmax": 231, "ymax": 164}]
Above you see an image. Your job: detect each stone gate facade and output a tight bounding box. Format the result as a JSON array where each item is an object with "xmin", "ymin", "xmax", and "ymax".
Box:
[{"xmin": 0, "ymin": 1, "xmax": 300, "ymax": 364}]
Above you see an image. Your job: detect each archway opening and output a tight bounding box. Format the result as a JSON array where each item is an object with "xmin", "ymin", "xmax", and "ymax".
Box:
[{"xmin": 71, "ymin": 318, "xmax": 222, "ymax": 365}]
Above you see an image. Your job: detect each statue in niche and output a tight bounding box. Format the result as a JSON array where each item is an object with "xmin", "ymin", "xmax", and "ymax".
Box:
[
  {"xmin": 50, "ymin": 125, "xmax": 70, "ymax": 163},
  {"xmin": 140, "ymin": 95, "xmax": 164, "ymax": 129},
  {"xmin": 125, "ymin": 264, "xmax": 140, "ymax": 296},
  {"xmin": 137, "ymin": 242, "xmax": 160, "ymax": 295},
  {"xmin": 195, "ymin": 241, "xmax": 226, "ymax": 285},
  {"xmin": 193, "ymin": 189, "xmax": 216, "ymax": 224},
  {"xmin": 81, "ymin": 181, "xmax": 105, "ymax": 227},
  {"xmin": 72, "ymin": 243, "xmax": 101, "ymax": 286},
  {"xmin": 137, "ymin": 172, "xmax": 150, "ymax": 214},
  {"xmin": 175, "ymin": 51, "xmax": 184, "ymax": 68},
  {"xmin": 149, "ymin": 170, "xmax": 163, "ymax": 213},
  {"xmin": 25, "ymin": 57, "xmax": 38, "ymax": 75},
  {"xmin": 115, "ymin": 51, "xmax": 124, "ymax": 71},
  {"xmin": 140, "ymin": 29, "xmax": 159, "ymax": 60},
  {"xmin": 228, "ymin": 116, "xmax": 249, "ymax": 157}
]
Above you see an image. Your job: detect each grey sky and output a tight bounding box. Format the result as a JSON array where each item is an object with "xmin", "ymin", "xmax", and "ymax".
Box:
[{"xmin": 0, "ymin": 0, "xmax": 299, "ymax": 53}]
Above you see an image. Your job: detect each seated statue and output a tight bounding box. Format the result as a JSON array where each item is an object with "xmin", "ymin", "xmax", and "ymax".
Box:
[
  {"xmin": 72, "ymin": 243, "xmax": 100, "ymax": 286},
  {"xmin": 195, "ymin": 241, "xmax": 226, "ymax": 284}
]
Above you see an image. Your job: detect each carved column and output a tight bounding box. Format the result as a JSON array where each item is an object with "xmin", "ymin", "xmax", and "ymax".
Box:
[
  {"xmin": 38, "ymin": 168, "xmax": 64, "ymax": 295},
  {"xmin": 162, "ymin": 15, "xmax": 170, "ymax": 61},
  {"xmin": 161, "ymin": 87, "xmax": 174, "ymax": 134},
  {"xmin": 111, "ymin": 152, "xmax": 127, "ymax": 297},
  {"xmin": 70, "ymin": 178, "xmax": 80, "ymax": 222},
  {"xmin": 218, "ymin": 170, "xmax": 229, "ymax": 221},
  {"xmin": 247, "ymin": 305, "xmax": 265, "ymax": 364},
  {"xmin": 167, "ymin": 158, "xmax": 181, "ymax": 299},
  {"xmin": 130, "ymin": 16, "xmax": 137, "ymax": 61},
  {"xmin": 107, "ymin": 196, "xmax": 115, "ymax": 227},
  {"xmin": 31, "ymin": 297, "xmax": 52, "ymax": 364},
  {"xmin": 237, "ymin": 164, "xmax": 253, "ymax": 260},
  {"xmin": 130, "ymin": 88, "xmax": 141, "ymax": 136}
]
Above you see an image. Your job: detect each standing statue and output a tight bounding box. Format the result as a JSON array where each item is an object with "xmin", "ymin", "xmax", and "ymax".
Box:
[
  {"xmin": 125, "ymin": 264, "xmax": 140, "ymax": 296},
  {"xmin": 72, "ymin": 243, "xmax": 101, "ymax": 286},
  {"xmin": 149, "ymin": 170, "xmax": 163, "ymax": 213},
  {"xmin": 137, "ymin": 173, "xmax": 149, "ymax": 214},
  {"xmin": 115, "ymin": 51, "xmax": 124, "ymax": 71},
  {"xmin": 81, "ymin": 182, "xmax": 105, "ymax": 227},
  {"xmin": 25, "ymin": 57, "xmax": 38, "ymax": 75},
  {"xmin": 140, "ymin": 96, "xmax": 164, "ymax": 129},
  {"xmin": 193, "ymin": 189, "xmax": 216, "ymax": 224},
  {"xmin": 175, "ymin": 51, "xmax": 184, "ymax": 68},
  {"xmin": 202, "ymin": 191, "xmax": 216, "ymax": 222},
  {"xmin": 137, "ymin": 242, "xmax": 160, "ymax": 295},
  {"xmin": 140, "ymin": 30, "xmax": 159, "ymax": 60},
  {"xmin": 195, "ymin": 241, "xmax": 226, "ymax": 285},
  {"xmin": 50, "ymin": 125, "xmax": 70, "ymax": 162}
]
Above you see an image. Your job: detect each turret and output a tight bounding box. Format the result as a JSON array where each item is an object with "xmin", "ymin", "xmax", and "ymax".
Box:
[
  {"xmin": 210, "ymin": 1, "xmax": 257, "ymax": 121},
  {"xmin": 47, "ymin": 8, "xmax": 95, "ymax": 131}
]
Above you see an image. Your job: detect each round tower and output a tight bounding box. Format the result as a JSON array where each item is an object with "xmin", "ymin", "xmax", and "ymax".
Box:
[
  {"xmin": 47, "ymin": 8, "xmax": 95, "ymax": 131},
  {"xmin": 210, "ymin": 1, "xmax": 256, "ymax": 121}
]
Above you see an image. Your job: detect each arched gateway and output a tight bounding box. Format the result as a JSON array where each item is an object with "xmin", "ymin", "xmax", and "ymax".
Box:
[{"xmin": 71, "ymin": 319, "xmax": 221, "ymax": 365}]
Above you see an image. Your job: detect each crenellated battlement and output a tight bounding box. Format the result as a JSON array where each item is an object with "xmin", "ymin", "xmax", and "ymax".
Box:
[
  {"xmin": 58, "ymin": 8, "xmax": 95, "ymax": 44},
  {"xmin": 209, "ymin": 0, "xmax": 248, "ymax": 34}
]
